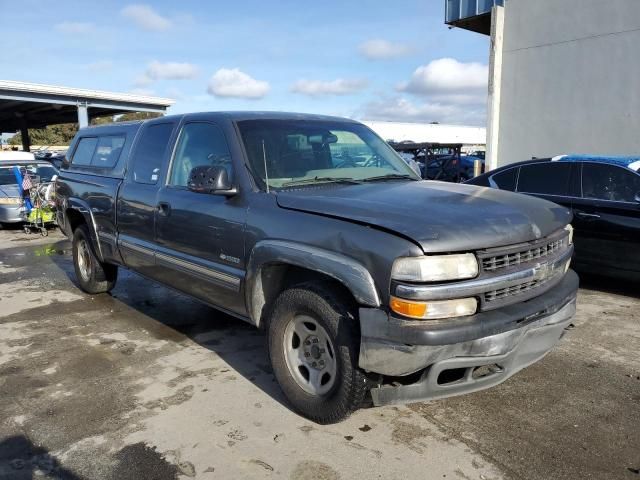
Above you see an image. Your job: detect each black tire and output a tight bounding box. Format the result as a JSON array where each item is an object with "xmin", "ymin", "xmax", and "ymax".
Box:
[
  {"xmin": 72, "ymin": 224, "xmax": 117, "ymax": 294},
  {"xmin": 267, "ymin": 282, "xmax": 368, "ymax": 424}
]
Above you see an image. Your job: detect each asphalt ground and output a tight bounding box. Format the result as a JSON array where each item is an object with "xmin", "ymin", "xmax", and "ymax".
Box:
[{"xmin": 0, "ymin": 226, "xmax": 638, "ymax": 479}]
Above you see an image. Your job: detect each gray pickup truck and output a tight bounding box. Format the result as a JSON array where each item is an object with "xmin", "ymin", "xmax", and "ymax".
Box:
[{"xmin": 55, "ymin": 112, "xmax": 578, "ymax": 424}]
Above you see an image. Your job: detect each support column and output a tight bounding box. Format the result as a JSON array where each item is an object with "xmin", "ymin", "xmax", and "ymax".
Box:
[
  {"xmin": 77, "ymin": 102, "xmax": 89, "ymax": 128},
  {"xmin": 486, "ymin": 5, "xmax": 504, "ymax": 171},
  {"xmin": 20, "ymin": 118, "xmax": 30, "ymax": 152}
]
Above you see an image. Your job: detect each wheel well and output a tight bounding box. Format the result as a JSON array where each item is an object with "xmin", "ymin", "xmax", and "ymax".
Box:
[
  {"xmin": 255, "ymin": 263, "xmax": 357, "ymax": 328},
  {"xmin": 65, "ymin": 208, "xmax": 86, "ymax": 234}
]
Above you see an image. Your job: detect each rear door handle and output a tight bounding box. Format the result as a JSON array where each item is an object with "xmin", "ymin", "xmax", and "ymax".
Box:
[
  {"xmin": 157, "ymin": 202, "xmax": 171, "ymax": 217},
  {"xmin": 575, "ymin": 212, "xmax": 600, "ymax": 220}
]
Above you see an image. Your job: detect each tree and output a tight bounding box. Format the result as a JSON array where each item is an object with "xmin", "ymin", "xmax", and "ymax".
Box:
[
  {"xmin": 9, "ymin": 123, "xmax": 78, "ymax": 147},
  {"xmin": 8, "ymin": 111, "xmax": 164, "ymax": 147}
]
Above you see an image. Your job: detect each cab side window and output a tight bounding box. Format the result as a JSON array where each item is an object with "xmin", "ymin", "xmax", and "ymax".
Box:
[
  {"xmin": 582, "ymin": 163, "xmax": 640, "ymax": 202},
  {"xmin": 169, "ymin": 122, "xmax": 232, "ymax": 187},
  {"xmin": 130, "ymin": 123, "xmax": 175, "ymax": 185},
  {"xmin": 92, "ymin": 136, "xmax": 125, "ymax": 168},
  {"xmin": 72, "ymin": 137, "xmax": 98, "ymax": 166},
  {"xmin": 517, "ymin": 163, "xmax": 571, "ymax": 196}
]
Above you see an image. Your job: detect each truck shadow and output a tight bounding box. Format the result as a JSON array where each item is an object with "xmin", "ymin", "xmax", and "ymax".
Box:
[
  {"xmin": 44, "ymin": 245, "xmax": 290, "ymax": 411},
  {"xmin": 108, "ymin": 269, "xmax": 292, "ymax": 409},
  {"xmin": 0, "ymin": 435, "xmax": 83, "ymax": 480}
]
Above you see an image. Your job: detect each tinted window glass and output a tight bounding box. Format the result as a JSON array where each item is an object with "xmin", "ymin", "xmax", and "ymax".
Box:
[
  {"xmin": 91, "ymin": 135, "xmax": 125, "ymax": 168},
  {"xmin": 0, "ymin": 168, "xmax": 16, "ymax": 185},
  {"xmin": 72, "ymin": 137, "xmax": 98, "ymax": 166},
  {"xmin": 582, "ymin": 163, "xmax": 640, "ymax": 202},
  {"xmin": 131, "ymin": 123, "xmax": 174, "ymax": 185},
  {"xmin": 491, "ymin": 168, "xmax": 517, "ymax": 191},
  {"xmin": 237, "ymin": 120, "xmax": 416, "ymax": 190},
  {"xmin": 169, "ymin": 123, "xmax": 232, "ymax": 187},
  {"xmin": 517, "ymin": 163, "xmax": 571, "ymax": 195}
]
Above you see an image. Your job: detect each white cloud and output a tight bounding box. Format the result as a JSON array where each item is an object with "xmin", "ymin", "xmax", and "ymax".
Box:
[
  {"xmin": 398, "ymin": 58, "xmax": 488, "ymax": 95},
  {"xmin": 207, "ymin": 68, "xmax": 270, "ymax": 99},
  {"xmin": 146, "ymin": 61, "xmax": 199, "ymax": 80},
  {"xmin": 362, "ymin": 96, "xmax": 486, "ymax": 126},
  {"xmin": 121, "ymin": 4, "xmax": 171, "ymax": 31},
  {"xmin": 133, "ymin": 61, "xmax": 198, "ymax": 88},
  {"xmin": 86, "ymin": 60, "xmax": 113, "ymax": 72},
  {"xmin": 134, "ymin": 74, "xmax": 153, "ymax": 87},
  {"xmin": 54, "ymin": 22, "xmax": 94, "ymax": 34},
  {"xmin": 358, "ymin": 39, "xmax": 412, "ymax": 60},
  {"xmin": 290, "ymin": 78, "xmax": 368, "ymax": 97}
]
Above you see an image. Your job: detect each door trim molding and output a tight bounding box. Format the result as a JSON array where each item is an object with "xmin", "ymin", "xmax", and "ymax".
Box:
[{"xmin": 155, "ymin": 251, "xmax": 242, "ymax": 291}]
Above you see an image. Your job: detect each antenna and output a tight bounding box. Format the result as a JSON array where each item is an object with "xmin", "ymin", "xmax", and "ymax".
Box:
[{"xmin": 262, "ymin": 139, "xmax": 270, "ymax": 193}]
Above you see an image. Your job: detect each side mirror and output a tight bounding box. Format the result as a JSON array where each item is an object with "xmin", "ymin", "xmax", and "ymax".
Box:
[{"xmin": 187, "ymin": 166, "xmax": 237, "ymax": 196}]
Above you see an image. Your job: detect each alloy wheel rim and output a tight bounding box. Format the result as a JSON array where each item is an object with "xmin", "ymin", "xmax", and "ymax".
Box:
[
  {"xmin": 77, "ymin": 239, "xmax": 91, "ymax": 282},
  {"xmin": 283, "ymin": 314, "xmax": 337, "ymax": 396}
]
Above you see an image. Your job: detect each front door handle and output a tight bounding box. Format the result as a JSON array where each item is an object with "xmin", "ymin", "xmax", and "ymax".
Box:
[
  {"xmin": 157, "ymin": 202, "xmax": 171, "ymax": 217},
  {"xmin": 575, "ymin": 212, "xmax": 600, "ymax": 220}
]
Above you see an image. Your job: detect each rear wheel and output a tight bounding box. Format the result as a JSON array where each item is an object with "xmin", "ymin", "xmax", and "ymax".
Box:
[
  {"xmin": 72, "ymin": 224, "xmax": 117, "ymax": 294},
  {"xmin": 267, "ymin": 282, "xmax": 368, "ymax": 424}
]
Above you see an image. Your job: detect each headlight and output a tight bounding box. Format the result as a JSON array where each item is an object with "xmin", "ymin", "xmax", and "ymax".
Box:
[
  {"xmin": 564, "ymin": 224, "xmax": 573, "ymax": 245},
  {"xmin": 0, "ymin": 197, "xmax": 21, "ymax": 205},
  {"xmin": 391, "ymin": 253, "xmax": 478, "ymax": 282},
  {"xmin": 390, "ymin": 296, "xmax": 477, "ymax": 320}
]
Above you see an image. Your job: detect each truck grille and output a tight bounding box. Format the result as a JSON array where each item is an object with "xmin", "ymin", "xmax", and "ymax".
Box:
[
  {"xmin": 392, "ymin": 227, "xmax": 573, "ymax": 314},
  {"xmin": 481, "ymin": 236, "xmax": 567, "ymax": 273},
  {"xmin": 484, "ymin": 279, "xmax": 543, "ymax": 303}
]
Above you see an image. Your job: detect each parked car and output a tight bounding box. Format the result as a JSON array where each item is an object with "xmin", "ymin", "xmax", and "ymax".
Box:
[
  {"xmin": 465, "ymin": 155, "xmax": 640, "ymax": 280},
  {"xmin": 34, "ymin": 149, "xmax": 67, "ymax": 169},
  {"xmin": 56, "ymin": 112, "xmax": 578, "ymax": 423},
  {"xmin": 0, "ymin": 152, "xmax": 58, "ymax": 225}
]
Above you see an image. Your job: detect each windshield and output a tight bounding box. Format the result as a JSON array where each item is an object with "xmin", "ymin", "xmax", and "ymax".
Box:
[
  {"xmin": 0, "ymin": 164, "xmax": 58, "ymax": 186},
  {"xmin": 237, "ymin": 119, "xmax": 420, "ymax": 190}
]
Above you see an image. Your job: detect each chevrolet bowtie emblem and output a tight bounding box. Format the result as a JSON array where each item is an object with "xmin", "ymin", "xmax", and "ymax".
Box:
[{"xmin": 532, "ymin": 262, "xmax": 551, "ymax": 281}]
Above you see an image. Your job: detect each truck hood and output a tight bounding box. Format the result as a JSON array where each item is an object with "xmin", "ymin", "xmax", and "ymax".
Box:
[
  {"xmin": 0, "ymin": 185, "xmax": 20, "ymax": 198},
  {"xmin": 275, "ymin": 181, "xmax": 571, "ymax": 253}
]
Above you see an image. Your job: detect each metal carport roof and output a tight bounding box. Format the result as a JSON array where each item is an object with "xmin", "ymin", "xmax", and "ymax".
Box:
[{"xmin": 0, "ymin": 80, "xmax": 174, "ymax": 133}]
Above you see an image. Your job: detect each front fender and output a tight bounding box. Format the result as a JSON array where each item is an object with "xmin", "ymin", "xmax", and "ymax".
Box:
[{"xmin": 245, "ymin": 240, "xmax": 381, "ymax": 326}]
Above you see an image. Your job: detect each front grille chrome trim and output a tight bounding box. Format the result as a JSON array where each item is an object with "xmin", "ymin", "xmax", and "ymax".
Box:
[
  {"xmin": 394, "ymin": 246, "xmax": 573, "ymax": 307},
  {"xmin": 477, "ymin": 229, "xmax": 569, "ymax": 273}
]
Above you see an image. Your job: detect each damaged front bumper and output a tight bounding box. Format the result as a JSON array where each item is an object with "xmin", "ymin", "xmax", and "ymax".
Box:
[{"xmin": 359, "ymin": 270, "xmax": 579, "ymax": 406}]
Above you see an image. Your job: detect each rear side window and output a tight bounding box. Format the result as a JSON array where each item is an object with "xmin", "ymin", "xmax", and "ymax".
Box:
[
  {"xmin": 91, "ymin": 136, "xmax": 125, "ymax": 168},
  {"xmin": 582, "ymin": 163, "xmax": 640, "ymax": 202},
  {"xmin": 130, "ymin": 123, "xmax": 174, "ymax": 185},
  {"xmin": 490, "ymin": 168, "xmax": 518, "ymax": 191},
  {"xmin": 72, "ymin": 137, "xmax": 98, "ymax": 166},
  {"xmin": 71, "ymin": 135, "xmax": 125, "ymax": 168},
  {"xmin": 517, "ymin": 163, "xmax": 571, "ymax": 195}
]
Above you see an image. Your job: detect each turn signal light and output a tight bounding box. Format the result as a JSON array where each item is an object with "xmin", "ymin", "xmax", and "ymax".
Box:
[
  {"xmin": 390, "ymin": 296, "xmax": 477, "ymax": 320},
  {"xmin": 390, "ymin": 297, "xmax": 428, "ymax": 318}
]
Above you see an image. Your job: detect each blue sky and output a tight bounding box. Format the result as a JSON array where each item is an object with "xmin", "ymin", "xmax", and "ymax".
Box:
[{"xmin": 3, "ymin": 1, "xmax": 489, "ymax": 125}]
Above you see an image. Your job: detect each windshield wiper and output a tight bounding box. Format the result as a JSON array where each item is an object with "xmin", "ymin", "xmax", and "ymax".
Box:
[
  {"xmin": 361, "ymin": 173, "xmax": 418, "ymax": 182},
  {"xmin": 282, "ymin": 176, "xmax": 362, "ymax": 187}
]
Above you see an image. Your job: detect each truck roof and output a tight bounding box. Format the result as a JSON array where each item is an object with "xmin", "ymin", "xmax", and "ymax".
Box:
[{"xmin": 77, "ymin": 111, "xmax": 360, "ymax": 134}]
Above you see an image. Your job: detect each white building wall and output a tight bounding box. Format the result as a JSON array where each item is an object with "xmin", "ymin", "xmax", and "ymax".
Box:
[{"xmin": 495, "ymin": 0, "xmax": 640, "ymax": 166}]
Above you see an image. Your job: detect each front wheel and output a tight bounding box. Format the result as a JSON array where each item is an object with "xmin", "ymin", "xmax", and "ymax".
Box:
[
  {"xmin": 72, "ymin": 225, "xmax": 117, "ymax": 294},
  {"xmin": 267, "ymin": 282, "xmax": 368, "ymax": 424}
]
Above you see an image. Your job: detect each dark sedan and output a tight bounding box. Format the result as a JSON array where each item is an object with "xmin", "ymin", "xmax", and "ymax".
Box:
[{"xmin": 465, "ymin": 155, "xmax": 640, "ymax": 280}]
